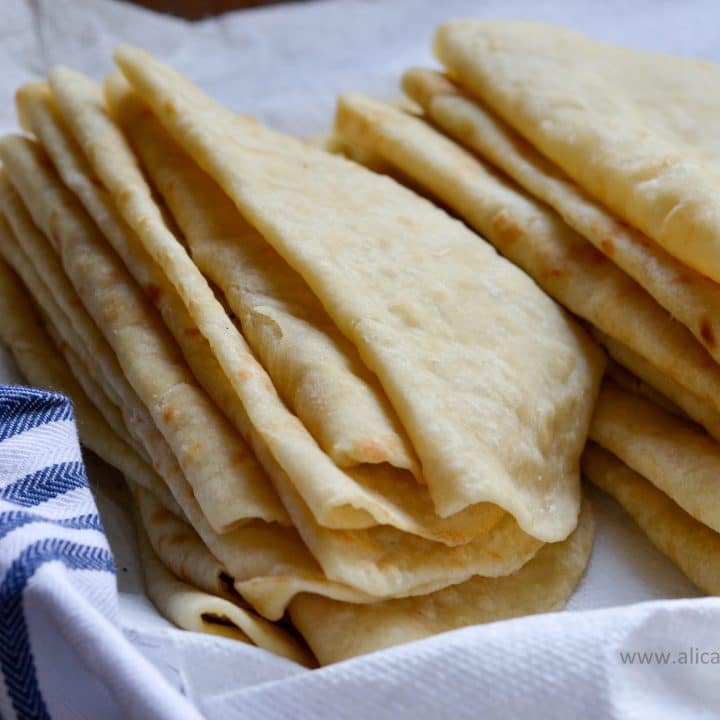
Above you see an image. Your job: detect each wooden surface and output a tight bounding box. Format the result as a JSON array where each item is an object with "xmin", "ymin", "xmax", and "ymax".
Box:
[{"xmin": 120, "ymin": 0, "xmax": 299, "ymax": 20}]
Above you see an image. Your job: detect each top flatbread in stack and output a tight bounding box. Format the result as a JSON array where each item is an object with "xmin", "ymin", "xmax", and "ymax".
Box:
[{"xmin": 115, "ymin": 45, "xmax": 603, "ymax": 539}]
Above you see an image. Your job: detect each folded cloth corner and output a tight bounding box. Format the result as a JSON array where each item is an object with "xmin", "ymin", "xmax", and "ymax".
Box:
[{"xmin": 0, "ymin": 384, "xmax": 201, "ymax": 720}]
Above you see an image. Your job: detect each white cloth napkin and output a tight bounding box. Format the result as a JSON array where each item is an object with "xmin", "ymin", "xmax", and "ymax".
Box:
[{"xmin": 2, "ymin": 0, "xmax": 720, "ymax": 717}]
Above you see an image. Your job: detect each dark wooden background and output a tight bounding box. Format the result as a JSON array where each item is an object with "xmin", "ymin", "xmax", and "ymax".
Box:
[{"xmin": 120, "ymin": 0, "xmax": 300, "ymax": 20}]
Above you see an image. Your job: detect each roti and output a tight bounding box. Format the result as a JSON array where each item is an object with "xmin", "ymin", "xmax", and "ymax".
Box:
[
  {"xmin": 403, "ymin": 67, "xmax": 720, "ymax": 363},
  {"xmin": 114, "ymin": 45, "xmax": 604, "ymax": 543},
  {"xmin": 434, "ymin": 20, "xmax": 720, "ymax": 284}
]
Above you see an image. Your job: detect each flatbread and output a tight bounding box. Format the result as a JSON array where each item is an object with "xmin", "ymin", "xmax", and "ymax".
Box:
[
  {"xmin": 106, "ymin": 78, "xmax": 521, "ymax": 546},
  {"xmin": 14, "ymin": 81, "xmax": 291, "ymax": 529},
  {"xmin": 0, "ymin": 243, "xmax": 176, "ymax": 512},
  {"xmin": 597, "ymin": 332, "xmax": 720, "ymax": 443},
  {"xmin": 291, "ymin": 498, "xmax": 593, "ymax": 665},
  {"xmin": 332, "ymin": 92, "xmax": 720, "ymax": 419},
  {"xmin": 0, "ymin": 224, "xmax": 380, "ymax": 622},
  {"xmin": 590, "ymin": 381, "xmax": 720, "ymax": 534},
  {"xmin": 115, "ymin": 46, "xmax": 604, "ymax": 543},
  {"xmin": 122, "ymin": 397, "xmax": 541, "ymax": 617},
  {"xmin": 403, "ymin": 67, "xmax": 720, "ymax": 362},
  {"xmin": 133, "ymin": 502, "xmax": 313, "ymax": 666},
  {"xmin": 107, "ymin": 74, "xmax": 419, "ymax": 478},
  {"xmin": 268, "ymin": 452, "xmax": 543, "ymax": 598},
  {"xmin": 0, "ymin": 134, "xmax": 286, "ymax": 533},
  {"xmin": 46, "ymin": 321, "xmax": 147, "ymax": 456},
  {"xmin": 2, "ymin": 103, "xmax": 534, "ymax": 622},
  {"xmin": 48, "ymin": 66, "xmax": 494, "ymax": 540},
  {"xmin": 0, "ymin": 171, "xmax": 193, "ymax": 521},
  {"xmin": 433, "ymin": 20, "xmax": 720, "ymax": 284},
  {"xmin": 583, "ymin": 444, "xmax": 720, "ymax": 596},
  {"xmin": 133, "ymin": 483, "xmax": 234, "ymax": 599},
  {"xmin": 604, "ymin": 360, "xmax": 688, "ymax": 421}
]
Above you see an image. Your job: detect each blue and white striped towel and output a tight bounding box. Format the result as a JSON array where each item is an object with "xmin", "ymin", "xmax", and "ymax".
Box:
[{"xmin": 0, "ymin": 385, "xmax": 201, "ymax": 720}]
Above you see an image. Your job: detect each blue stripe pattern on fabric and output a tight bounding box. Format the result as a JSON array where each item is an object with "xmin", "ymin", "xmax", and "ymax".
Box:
[
  {"xmin": 1, "ymin": 462, "xmax": 87, "ymax": 508},
  {"xmin": 0, "ymin": 389, "xmax": 73, "ymax": 444},
  {"xmin": 0, "ymin": 385, "xmax": 115, "ymax": 720}
]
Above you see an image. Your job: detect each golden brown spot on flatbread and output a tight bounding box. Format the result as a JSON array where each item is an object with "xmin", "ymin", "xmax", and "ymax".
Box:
[
  {"xmin": 431, "ymin": 287, "xmax": 450, "ymax": 303},
  {"xmin": 187, "ymin": 441, "xmax": 204, "ymax": 459},
  {"xmin": 600, "ymin": 237, "xmax": 615, "ymax": 257},
  {"xmin": 163, "ymin": 406, "xmax": 176, "ymax": 423},
  {"xmin": 490, "ymin": 209, "xmax": 524, "ymax": 245},
  {"xmin": 183, "ymin": 326, "xmax": 201, "ymax": 338},
  {"xmin": 700, "ymin": 316, "xmax": 716, "ymax": 349}
]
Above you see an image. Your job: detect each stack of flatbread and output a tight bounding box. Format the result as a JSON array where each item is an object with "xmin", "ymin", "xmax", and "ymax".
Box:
[
  {"xmin": 329, "ymin": 19, "xmax": 720, "ymax": 598},
  {"xmin": 0, "ymin": 41, "xmax": 606, "ymax": 665}
]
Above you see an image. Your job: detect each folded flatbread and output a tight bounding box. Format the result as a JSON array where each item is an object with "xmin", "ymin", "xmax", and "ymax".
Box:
[
  {"xmin": 590, "ymin": 382, "xmax": 720, "ymax": 534},
  {"xmin": 133, "ymin": 495, "xmax": 313, "ymax": 666},
  {"xmin": 105, "ymin": 73, "xmax": 419, "ymax": 478},
  {"xmin": 433, "ymin": 20, "xmax": 720, "ymax": 284},
  {"xmin": 291, "ymin": 498, "xmax": 593, "ymax": 664},
  {"xmin": 105, "ymin": 75, "xmax": 518, "ymax": 546},
  {"xmin": 403, "ymin": 67, "xmax": 720, "ymax": 363},
  {"xmin": 0, "ymin": 245, "xmax": 174, "ymax": 510},
  {"xmin": 15, "ymin": 81, "xmax": 290, "ymax": 532},
  {"xmin": 47, "ymin": 67, "xmax": 501, "ymax": 543},
  {"xmin": 332, "ymin": 92, "xmax": 720, "ymax": 419},
  {"xmin": 0, "ymin": 134, "xmax": 287, "ymax": 533},
  {"xmin": 597, "ymin": 332, "xmax": 720, "ymax": 443},
  {"xmin": 583, "ymin": 443, "xmax": 720, "ymax": 596},
  {"xmin": 114, "ymin": 45, "xmax": 604, "ymax": 543}
]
